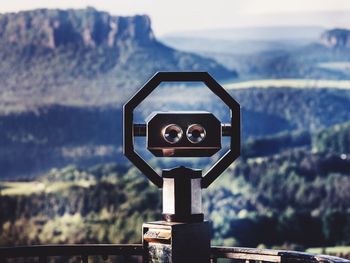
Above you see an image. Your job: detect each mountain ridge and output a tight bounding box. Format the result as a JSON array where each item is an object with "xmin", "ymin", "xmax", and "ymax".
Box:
[
  {"xmin": 320, "ymin": 28, "xmax": 350, "ymax": 49},
  {"xmin": 0, "ymin": 8, "xmax": 237, "ymax": 114},
  {"xmin": 0, "ymin": 7, "xmax": 155, "ymax": 49},
  {"xmin": 162, "ymin": 26, "xmax": 350, "ymax": 80}
]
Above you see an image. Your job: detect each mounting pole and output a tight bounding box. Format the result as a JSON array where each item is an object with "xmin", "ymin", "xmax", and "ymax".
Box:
[
  {"xmin": 143, "ymin": 167, "xmax": 210, "ymax": 262},
  {"xmin": 162, "ymin": 166, "xmax": 204, "ymax": 223}
]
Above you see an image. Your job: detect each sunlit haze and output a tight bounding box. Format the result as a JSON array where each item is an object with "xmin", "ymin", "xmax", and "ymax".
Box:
[{"xmin": 1, "ymin": 0, "xmax": 350, "ymax": 36}]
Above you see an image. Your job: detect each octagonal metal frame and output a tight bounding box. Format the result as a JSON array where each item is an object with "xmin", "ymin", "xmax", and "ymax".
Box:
[{"xmin": 123, "ymin": 71, "xmax": 240, "ymax": 188}]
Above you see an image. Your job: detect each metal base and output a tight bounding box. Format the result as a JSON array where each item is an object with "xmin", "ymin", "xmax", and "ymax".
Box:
[{"xmin": 143, "ymin": 221, "xmax": 210, "ymax": 263}]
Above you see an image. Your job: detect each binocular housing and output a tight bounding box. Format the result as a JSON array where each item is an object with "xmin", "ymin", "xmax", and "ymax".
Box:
[{"xmin": 146, "ymin": 111, "xmax": 222, "ymax": 157}]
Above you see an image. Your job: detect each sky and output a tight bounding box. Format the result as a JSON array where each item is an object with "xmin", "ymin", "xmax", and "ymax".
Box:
[{"xmin": 1, "ymin": 0, "xmax": 350, "ymax": 36}]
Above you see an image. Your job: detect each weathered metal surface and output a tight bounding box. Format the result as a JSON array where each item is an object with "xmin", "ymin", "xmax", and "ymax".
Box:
[
  {"xmin": 143, "ymin": 221, "xmax": 210, "ymax": 263},
  {"xmin": 147, "ymin": 243, "xmax": 172, "ymax": 263},
  {"xmin": 212, "ymin": 246, "xmax": 281, "ymax": 262}
]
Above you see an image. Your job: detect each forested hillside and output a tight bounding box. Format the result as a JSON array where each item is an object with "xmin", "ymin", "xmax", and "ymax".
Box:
[
  {"xmin": 313, "ymin": 122, "xmax": 350, "ymax": 154},
  {"xmin": 1, "ymin": 87, "xmax": 350, "ymax": 179},
  {"xmin": 0, "ymin": 164, "xmax": 160, "ymax": 245},
  {"xmin": 1, "ymin": 122, "xmax": 349, "ymax": 250}
]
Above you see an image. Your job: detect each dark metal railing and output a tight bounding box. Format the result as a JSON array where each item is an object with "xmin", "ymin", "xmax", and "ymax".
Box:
[
  {"xmin": 210, "ymin": 246, "xmax": 350, "ymax": 263},
  {"xmin": 0, "ymin": 244, "xmax": 144, "ymax": 262},
  {"xmin": 0, "ymin": 244, "xmax": 349, "ymax": 262}
]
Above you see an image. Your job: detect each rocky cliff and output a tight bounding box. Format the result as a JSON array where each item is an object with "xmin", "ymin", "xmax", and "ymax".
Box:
[
  {"xmin": 0, "ymin": 8, "xmax": 236, "ymax": 114},
  {"xmin": 320, "ymin": 28, "xmax": 350, "ymax": 49},
  {"xmin": 0, "ymin": 7, "xmax": 155, "ymax": 48}
]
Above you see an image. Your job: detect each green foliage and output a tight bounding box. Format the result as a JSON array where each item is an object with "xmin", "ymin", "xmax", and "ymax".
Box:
[
  {"xmin": 1, "ymin": 126, "xmax": 350, "ymax": 249},
  {"xmin": 307, "ymin": 246, "xmax": 350, "ymax": 259},
  {"xmin": 231, "ymin": 88, "xmax": 350, "ymax": 135},
  {"xmin": 0, "ymin": 164, "xmax": 161, "ymax": 245},
  {"xmin": 242, "ymin": 130, "xmax": 311, "ymax": 158},
  {"xmin": 205, "ymin": 145, "xmax": 350, "ymax": 248},
  {"xmin": 313, "ymin": 122, "xmax": 350, "ymax": 154},
  {"xmin": 322, "ymin": 211, "xmax": 350, "ymax": 245}
]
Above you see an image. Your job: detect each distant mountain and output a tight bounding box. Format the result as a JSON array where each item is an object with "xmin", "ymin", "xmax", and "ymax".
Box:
[
  {"xmin": 163, "ymin": 26, "xmax": 325, "ymax": 42},
  {"xmin": 0, "ymin": 8, "xmax": 155, "ymax": 49},
  {"xmin": 320, "ymin": 28, "xmax": 350, "ymax": 49},
  {"xmin": 161, "ymin": 26, "xmax": 324, "ymax": 56},
  {"xmin": 162, "ymin": 27, "xmax": 350, "ymax": 80},
  {"xmin": 0, "ymin": 8, "xmax": 236, "ymax": 114}
]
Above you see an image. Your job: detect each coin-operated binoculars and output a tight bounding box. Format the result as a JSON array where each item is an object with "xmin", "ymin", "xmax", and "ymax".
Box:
[{"xmin": 123, "ymin": 72, "xmax": 240, "ymax": 263}]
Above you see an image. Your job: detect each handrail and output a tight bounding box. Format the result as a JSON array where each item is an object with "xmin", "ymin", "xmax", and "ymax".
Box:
[
  {"xmin": 211, "ymin": 246, "xmax": 350, "ymax": 263},
  {"xmin": 0, "ymin": 244, "xmax": 144, "ymax": 262},
  {"xmin": 0, "ymin": 244, "xmax": 349, "ymax": 262}
]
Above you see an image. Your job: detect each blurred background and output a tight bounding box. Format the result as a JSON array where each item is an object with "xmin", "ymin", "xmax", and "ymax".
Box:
[{"xmin": 0, "ymin": 0, "xmax": 349, "ymax": 259}]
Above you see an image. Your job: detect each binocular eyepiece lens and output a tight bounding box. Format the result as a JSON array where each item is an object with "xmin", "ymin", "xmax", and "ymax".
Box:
[
  {"xmin": 186, "ymin": 124, "xmax": 206, "ymax": 144},
  {"xmin": 162, "ymin": 124, "xmax": 183, "ymax": 144}
]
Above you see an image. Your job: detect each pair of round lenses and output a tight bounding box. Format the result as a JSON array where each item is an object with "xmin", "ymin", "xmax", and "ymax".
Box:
[{"xmin": 162, "ymin": 124, "xmax": 206, "ymax": 144}]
